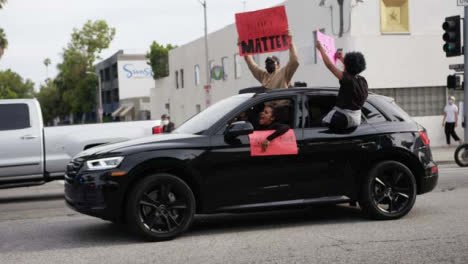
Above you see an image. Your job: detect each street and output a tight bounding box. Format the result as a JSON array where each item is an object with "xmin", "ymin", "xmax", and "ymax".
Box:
[{"xmin": 0, "ymin": 165, "xmax": 467, "ymax": 264}]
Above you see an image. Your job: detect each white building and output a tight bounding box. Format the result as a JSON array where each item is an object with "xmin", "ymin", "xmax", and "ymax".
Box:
[
  {"xmin": 96, "ymin": 50, "xmax": 154, "ymax": 121},
  {"xmin": 151, "ymin": 0, "xmax": 466, "ymax": 146}
]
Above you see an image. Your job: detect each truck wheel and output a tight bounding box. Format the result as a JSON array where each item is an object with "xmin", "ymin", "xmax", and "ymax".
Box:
[
  {"xmin": 360, "ymin": 161, "xmax": 417, "ymax": 220},
  {"xmin": 455, "ymin": 144, "xmax": 468, "ymax": 167},
  {"xmin": 126, "ymin": 173, "xmax": 195, "ymax": 241}
]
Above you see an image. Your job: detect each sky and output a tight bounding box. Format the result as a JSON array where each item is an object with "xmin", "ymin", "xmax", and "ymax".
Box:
[{"xmin": 0, "ymin": 0, "xmax": 284, "ymax": 89}]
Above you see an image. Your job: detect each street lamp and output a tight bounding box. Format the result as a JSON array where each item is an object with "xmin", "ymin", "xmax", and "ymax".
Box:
[
  {"xmin": 197, "ymin": 0, "xmax": 210, "ymax": 86},
  {"xmin": 86, "ymin": 71, "xmax": 103, "ymax": 123}
]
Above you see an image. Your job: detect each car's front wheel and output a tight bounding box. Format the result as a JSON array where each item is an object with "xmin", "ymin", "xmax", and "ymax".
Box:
[
  {"xmin": 360, "ymin": 161, "xmax": 417, "ymax": 220},
  {"xmin": 126, "ymin": 173, "xmax": 196, "ymax": 241}
]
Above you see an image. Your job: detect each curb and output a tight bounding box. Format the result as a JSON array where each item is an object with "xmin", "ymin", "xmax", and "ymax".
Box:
[{"xmin": 435, "ymin": 160, "xmax": 456, "ymax": 165}]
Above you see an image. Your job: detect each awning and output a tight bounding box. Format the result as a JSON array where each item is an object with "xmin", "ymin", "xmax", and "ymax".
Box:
[
  {"xmin": 119, "ymin": 105, "xmax": 134, "ymax": 117},
  {"xmin": 111, "ymin": 105, "xmax": 126, "ymax": 117}
]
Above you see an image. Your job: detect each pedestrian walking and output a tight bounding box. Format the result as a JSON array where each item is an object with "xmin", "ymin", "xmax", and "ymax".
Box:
[{"xmin": 442, "ymin": 96, "xmax": 461, "ymax": 146}]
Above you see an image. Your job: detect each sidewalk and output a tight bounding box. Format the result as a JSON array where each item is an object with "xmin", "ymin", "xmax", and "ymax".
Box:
[{"xmin": 431, "ymin": 146, "xmax": 457, "ymax": 165}]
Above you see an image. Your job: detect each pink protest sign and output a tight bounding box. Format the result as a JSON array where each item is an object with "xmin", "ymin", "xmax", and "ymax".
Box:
[
  {"xmin": 248, "ymin": 129, "xmax": 298, "ymax": 157},
  {"xmin": 317, "ymin": 31, "xmax": 337, "ymax": 65}
]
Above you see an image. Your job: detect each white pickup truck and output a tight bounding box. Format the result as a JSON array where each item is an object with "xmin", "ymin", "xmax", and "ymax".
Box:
[{"xmin": 0, "ymin": 99, "xmax": 161, "ymax": 189}]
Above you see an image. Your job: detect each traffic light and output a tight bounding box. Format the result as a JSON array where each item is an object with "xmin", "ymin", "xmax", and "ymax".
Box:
[
  {"xmin": 447, "ymin": 74, "xmax": 460, "ymax": 89},
  {"xmin": 442, "ymin": 16, "xmax": 461, "ymax": 57}
]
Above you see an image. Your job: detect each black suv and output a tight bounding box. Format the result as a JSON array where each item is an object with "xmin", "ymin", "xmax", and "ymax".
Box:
[{"xmin": 65, "ymin": 88, "xmax": 438, "ymax": 241}]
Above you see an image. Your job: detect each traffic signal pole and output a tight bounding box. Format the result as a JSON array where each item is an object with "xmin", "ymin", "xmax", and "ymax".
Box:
[{"xmin": 465, "ymin": 7, "xmax": 468, "ymax": 141}]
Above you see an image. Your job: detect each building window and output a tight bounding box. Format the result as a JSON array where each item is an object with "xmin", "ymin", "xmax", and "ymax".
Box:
[
  {"xmin": 104, "ymin": 68, "xmax": 110, "ymax": 81},
  {"xmin": 196, "ymin": 104, "xmax": 201, "ymax": 113},
  {"xmin": 180, "ymin": 69, "xmax": 184, "ymax": 88},
  {"xmin": 380, "ymin": 0, "xmax": 410, "ymax": 34},
  {"xmin": 112, "ymin": 89, "xmax": 119, "ymax": 103},
  {"xmin": 112, "ymin": 63, "xmax": 118, "ymax": 79},
  {"xmin": 234, "ymin": 54, "xmax": 242, "ymax": 79},
  {"xmin": 100, "ymin": 70, "xmax": 104, "ymax": 80},
  {"xmin": 175, "ymin": 70, "xmax": 179, "ymax": 89},
  {"xmin": 221, "ymin": 57, "xmax": 229, "ymax": 81},
  {"xmin": 209, "ymin": 60, "xmax": 215, "ymax": 82},
  {"xmin": 194, "ymin": 65, "xmax": 200, "ymax": 86},
  {"xmin": 371, "ymin": 86, "xmax": 446, "ymax": 117}
]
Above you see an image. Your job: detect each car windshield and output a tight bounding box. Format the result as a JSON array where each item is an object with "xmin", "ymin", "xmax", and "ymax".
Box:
[{"xmin": 174, "ymin": 93, "xmax": 254, "ymax": 135}]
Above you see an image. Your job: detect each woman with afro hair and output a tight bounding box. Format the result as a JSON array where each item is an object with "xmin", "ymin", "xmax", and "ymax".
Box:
[{"xmin": 316, "ymin": 41, "xmax": 368, "ymax": 130}]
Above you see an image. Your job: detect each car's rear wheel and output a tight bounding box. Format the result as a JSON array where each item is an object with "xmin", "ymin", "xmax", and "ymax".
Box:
[
  {"xmin": 126, "ymin": 173, "xmax": 195, "ymax": 241},
  {"xmin": 360, "ymin": 161, "xmax": 417, "ymax": 220},
  {"xmin": 455, "ymin": 143, "xmax": 468, "ymax": 167}
]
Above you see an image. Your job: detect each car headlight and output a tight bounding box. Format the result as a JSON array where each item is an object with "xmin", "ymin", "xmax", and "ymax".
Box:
[{"xmin": 85, "ymin": 157, "xmax": 124, "ymax": 171}]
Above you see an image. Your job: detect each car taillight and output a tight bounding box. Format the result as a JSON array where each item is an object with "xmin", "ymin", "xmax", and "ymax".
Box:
[
  {"xmin": 419, "ymin": 131, "xmax": 430, "ymax": 146},
  {"xmin": 152, "ymin": 126, "xmax": 163, "ymax": 134},
  {"xmin": 431, "ymin": 166, "xmax": 438, "ymax": 174}
]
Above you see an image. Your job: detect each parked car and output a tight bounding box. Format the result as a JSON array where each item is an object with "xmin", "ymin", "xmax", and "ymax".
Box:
[
  {"xmin": 65, "ymin": 88, "xmax": 438, "ymax": 241},
  {"xmin": 0, "ymin": 98, "xmax": 161, "ymax": 189}
]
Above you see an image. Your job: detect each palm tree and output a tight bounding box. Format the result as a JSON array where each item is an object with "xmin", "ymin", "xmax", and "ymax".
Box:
[
  {"xmin": 0, "ymin": 0, "xmax": 7, "ymax": 9},
  {"xmin": 44, "ymin": 58, "xmax": 51, "ymax": 79},
  {"xmin": 0, "ymin": 28, "xmax": 7, "ymax": 59}
]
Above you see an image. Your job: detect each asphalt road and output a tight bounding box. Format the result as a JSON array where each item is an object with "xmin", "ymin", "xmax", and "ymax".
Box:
[{"xmin": 0, "ymin": 165, "xmax": 467, "ymax": 264}]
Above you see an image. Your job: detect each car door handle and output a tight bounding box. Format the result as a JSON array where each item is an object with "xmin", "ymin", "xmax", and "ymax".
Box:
[{"xmin": 21, "ymin": 135, "xmax": 38, "ymax": 140}]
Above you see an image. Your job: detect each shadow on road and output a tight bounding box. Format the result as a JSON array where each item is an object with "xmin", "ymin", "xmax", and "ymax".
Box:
[
  {"xmin": 1, "ymin": 204, "xmax": 367, "ymax": 253},
  {"xmin": 189, "ymin": 204, "xmax": 364, "ymax": 237},
  {"xmin": 0, "ymin": 193, "xmax": 64, "ymax": 204}
]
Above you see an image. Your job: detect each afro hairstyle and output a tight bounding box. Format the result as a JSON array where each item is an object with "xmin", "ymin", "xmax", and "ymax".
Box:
[{"xmin": 344, "ymin": 52, "xmax": 366, "ymax": 76}]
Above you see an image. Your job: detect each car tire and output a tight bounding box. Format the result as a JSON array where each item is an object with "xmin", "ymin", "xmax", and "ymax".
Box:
[
  {"xmin": 455, "ymin": 143, "xmax": 468, "ymax": 167},
  {"xmin": 126, "ymin": 173, "xmax": 196, "ymax": 241},
  {"xmin": 360, "ymin": 161, "xmax": 417, "ymax": 220}
]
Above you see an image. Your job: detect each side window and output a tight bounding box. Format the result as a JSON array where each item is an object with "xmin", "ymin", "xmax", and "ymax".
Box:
[
  {"xmin": 230, "ymin": 98, "xmax": 296, "ymax": 130},
  {"xmin": 0, "ymin": 103, "xmax": 30, "ymax": 131},
  {"xmin": 362, "ymin": 102, "xmax": 387, "ymax": 124},
  {"xmin": 305, "ymin": 95, "xmax": 336, "ymax": 128}
]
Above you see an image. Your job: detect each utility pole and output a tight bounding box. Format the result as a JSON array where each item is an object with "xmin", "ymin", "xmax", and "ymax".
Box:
[
  {"xmin": 198, "ymin": 0, "xmax": 210, "ymax": 85},
  {"xmin": 86, "ymin": 71, "xmax": 103, "ymax": 123},
  {"xmin": 464, "ymin": 6, "xmax": 468, "ymax": 141}
]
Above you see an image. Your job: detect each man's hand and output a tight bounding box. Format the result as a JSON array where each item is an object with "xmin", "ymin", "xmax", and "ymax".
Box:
[
  {"xmin": 261, "ymin": 140, "xmax": 270, "ymax": 152},
  {"xmin": 442, "ymin": 123, "xmax": 445, "ymax": 127},
  {"xmin": 287, "ymin": 29, "xmax": 292, "ymax": 39},
  {"xmin": 237, "ymin": 37, "xmax": 241, "ymax": 46}
]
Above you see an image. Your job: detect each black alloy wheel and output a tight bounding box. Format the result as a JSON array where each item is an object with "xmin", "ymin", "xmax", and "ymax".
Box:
[
  {"xmin": 126, "ymin": 173, "xmax": 195, "ymax": 241},
  {"xmin": 455, "ymin": 143, "xmax": 468, "ymax": 167},
  {"xmin": 360, "ymin": 161, "xmax": 417, "ymax": 220}
]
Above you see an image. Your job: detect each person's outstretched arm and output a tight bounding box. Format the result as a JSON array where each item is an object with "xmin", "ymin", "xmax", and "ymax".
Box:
[
  {"xmin": 316, "ymin": 41, "xmax": 343, "ymax": 80},
  {"xmin": 284, "ymin": 31, "xmax": 300, "ymax": 85},
  {"xmin": 238, "ymin": 38, "xmax": 266, "ymax": 82}
]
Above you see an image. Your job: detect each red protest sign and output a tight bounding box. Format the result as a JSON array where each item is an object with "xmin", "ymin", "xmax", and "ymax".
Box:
[
  {"xmin": 249, "ymin": 129, "xmax": 298, "ymax": 156},
  {"xmin": 235, "ymin": 6, "xmax": 290, "ymax": 56}
]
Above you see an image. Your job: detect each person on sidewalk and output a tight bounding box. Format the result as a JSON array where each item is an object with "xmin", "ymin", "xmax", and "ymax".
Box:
[
  {"xmin": 316, "ymin": 42, "xmax": 368, "ymax": 130},
  {"xmin": 239, "ymin": 30, "xmax": 300, "ymax": 90},
  {"xmin": 161, "ymin": 114, "xmax": 175, "ymax": 133},
  {"xmin": 442, "ymin": 96, "xmax": 462, "ymax": 146}
]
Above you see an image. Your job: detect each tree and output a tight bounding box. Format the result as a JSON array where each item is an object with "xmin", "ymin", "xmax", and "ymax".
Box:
[
  {"xmin": 146, "ymin": 41, "xmax": 176, "ymax": 80},
  {"xmin": 0, "ymin": 69, "xmax": 35, "ymax": 99},
  {"xmin": 0, "ymin": 28, "xmax": 7, "ymax": 59},
  {"xmin": 54, "ymin": 20, "xmax": 115, "ymax": 120},
  {"xmin": 36, "ymin": 79, "xmax": 61, "ymax": 125},
  {"xmin": 43, "ymin": 58, "xmax": 51, "ymax": 79},
  {"xmin": 0, "ymin": 0, "xmax": 7, "ymax": 59}
]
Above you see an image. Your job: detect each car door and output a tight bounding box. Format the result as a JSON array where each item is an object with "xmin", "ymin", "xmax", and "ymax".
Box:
[
  {"xmin": 0, "ymin": 101, "xmax": 44, "ymax": 180},
  {"xmin": 201, "ymin": 95, "xmax": 304, "ymax": 211},
  {"xmin": 298, "ymin": 95, "xmax": 381, "ymax": 199}
]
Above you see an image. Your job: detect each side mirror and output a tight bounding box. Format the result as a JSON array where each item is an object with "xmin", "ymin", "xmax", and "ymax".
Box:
[{"xmin": 225, "ymin": 121, "xmax": 254, "ymax": 139}]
